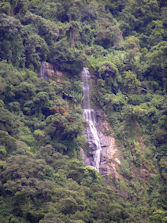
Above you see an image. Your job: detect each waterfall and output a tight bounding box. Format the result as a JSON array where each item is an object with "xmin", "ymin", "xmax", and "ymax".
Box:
[{"xmin": 81, "ymin": 68, "xmax": 102, "ymax": 172}]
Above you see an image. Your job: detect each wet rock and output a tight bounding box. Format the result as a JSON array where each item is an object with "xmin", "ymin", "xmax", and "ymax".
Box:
[
  {"xmin": 113, "ymin": 27, "xmax": 123, "ymax": 47},
  {"xmin": 81, "ymin": 109, "xmax": 121, "ymax": 177},
  {"xmin": 81, "ymin": 68, "xmax": 121, "ymax": 177},
  {"xmin": 80, "ymin": 148, "xmax": 91, "ymax": 166},
  {"xmin": 97, "ymin": 111, "xmax": 121, "ymax": 177},
  {"xmin": 39, "ymin": 62, "xmax": 55, "ymax": 81},
  {"xmin": 39, "ymin": 62, "xmax": 63, "ymax": 82},
  {"xmin": 56, "ymin": 70, "xmax": 63, "ymax": 83}
]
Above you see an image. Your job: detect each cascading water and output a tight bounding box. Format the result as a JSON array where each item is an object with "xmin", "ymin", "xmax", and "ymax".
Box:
[{"xmin": 81, "ymin": 68, "xmax": 102, "ymax": 172}]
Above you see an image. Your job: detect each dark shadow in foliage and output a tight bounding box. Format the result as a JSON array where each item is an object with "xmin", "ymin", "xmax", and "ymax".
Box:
[{"xmin": 49, "ymin": 40, "xmax": 85, "ymax": 76}]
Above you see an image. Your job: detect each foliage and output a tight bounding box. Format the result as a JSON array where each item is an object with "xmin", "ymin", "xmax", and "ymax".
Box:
[
  {"xmin": 0, "ymin": 0, "xmax": 167, "ymax": 222},
  {"xmin": 49, "ymin": 40, "xmax": 85, "ymax": 76}
]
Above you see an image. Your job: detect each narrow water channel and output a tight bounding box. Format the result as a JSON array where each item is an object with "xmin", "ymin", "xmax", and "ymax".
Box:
[{"xmin": 81, "ymin": 68, "xmax": 102, "ymax": 171}]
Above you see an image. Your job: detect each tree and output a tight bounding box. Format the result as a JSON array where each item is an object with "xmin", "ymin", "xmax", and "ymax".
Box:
[
  {"xmin": 14, "ymin": 82, "xmax": 35, "ymax": 101},
  {"xmin": 122, "ymin": 71, "xmax": 141, "ymax": 93},
  {"xmin": 22, "ymin": 12, "xmax": 59, "ymax": 44},
  {"xmin": 2, "ymin": 155, "xmax": 53, "ymax": 194},
  {"xmin": 59, "ymin": 197, "xmax": 77, "ymax": 214},
  {"xmin": 0, "ymin": 14, "xmax": 24, "ymax": 67},
  {"xmin": 49, "ymin": 40, "xmax": 84, "ymax": 75},
  {"xmin": 149, "ymin": 20, "xmax": 164, "ymax": 46},
  {"xmin": 0, "ymin": 108, "xmax": 17, "ymax": 135},
  {"xmin": 0, "ymin": 1, "xmax": 11, "ymax": 15},
  {"xmin": 95, "ymin": 61, "xmax": 120, "ymax": 93},
  {"xmin": 24, "ymin": 34, "xmax": 49, "ymax": 71},
  {"xmin": 33, "ymin": 91, "xmax": 50, "ymax": 115},
  {"xmin": 66, "ymin": 21, "xmax": 80, "ymax": 48},
  {"xmin": 56, "ymin": 0, "xmax": 81, "ymax": 22},
  {"xmin": 39, "ymin": 214, "xmax": 63, "ymax": 223},
  {"xmin": 120, "ymin": 0, "xmax": 159, "ymax": 35},
  {"xmin": 8, "ymin": 0, "xmax": 28, "ymax": 15},
  {"xmin": 149, "ymin": 209, "xmax": 167, "ymax": 223},
  {"xmin": 145, "ymin": 41, "xmax": 167, "ymax": 90},
  {"xmin": 159, "ymin": 157, "xmax": 167, "ymax": 180},
  {"xmin": 124, "ymin": 36, "xmax": 140, "ymax": 70}
]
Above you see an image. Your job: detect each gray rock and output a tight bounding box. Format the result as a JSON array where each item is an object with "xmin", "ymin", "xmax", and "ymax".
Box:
[{"xmin": 81, "ymin": 109, "xmax": 121, "ymax": 177}]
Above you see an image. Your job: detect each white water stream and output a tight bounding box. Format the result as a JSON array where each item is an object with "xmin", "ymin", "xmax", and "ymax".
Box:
[{"xmin": 81, "ymin": 68, "xmax": 102, "ymax": 172}]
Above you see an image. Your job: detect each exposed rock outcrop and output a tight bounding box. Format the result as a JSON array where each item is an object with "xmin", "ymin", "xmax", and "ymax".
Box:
[
  {"xmin": 97, "ymin": 110, "xmax": 121, "ymax": 177},
  {"xmin": 81, "ymin": 68, "xmax": 121, "ymax": 177},
  {"xmin": 39, "ymin": 62, "xmax": 55, "ymax": 81},
  {"xmin": 81, "ymin": 109, "xmax": 121, "ymax": 177},
  {"xmin": 39, "ymin": 62, "xmax": 63, "ymax": 83},
  {"xmin": 113, "ymin": 26, "xmax": 123, "ymax": 47}
]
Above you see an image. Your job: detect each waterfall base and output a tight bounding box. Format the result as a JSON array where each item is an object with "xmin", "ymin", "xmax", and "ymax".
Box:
[
  {"xmin": 81, "ymin": 109, "xmax": 121, "ymax": 177},
  {"xmin": 83, "ymin": 109, "xmax": 102, "ymax": 172}
]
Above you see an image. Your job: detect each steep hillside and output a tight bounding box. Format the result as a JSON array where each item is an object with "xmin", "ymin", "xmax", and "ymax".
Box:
[{"xmin": 0, "ymin": 0, "xmax": 167, "ymax": 222}]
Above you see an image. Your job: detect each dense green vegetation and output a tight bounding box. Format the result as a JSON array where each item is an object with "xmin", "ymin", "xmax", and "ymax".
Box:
[{"xmin": 0, "ymin": 0, "xmax": 167, "ymax": 222}]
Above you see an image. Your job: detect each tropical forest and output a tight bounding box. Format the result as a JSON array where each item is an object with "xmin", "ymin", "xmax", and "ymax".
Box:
[{"xmin": 0, "ymin": 0, "xmax": 167, "ymax": 222}]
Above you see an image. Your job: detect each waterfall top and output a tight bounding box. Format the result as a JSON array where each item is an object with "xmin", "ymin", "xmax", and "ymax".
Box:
[{"xmin": 81, "ymin": 67, "xmax": 91, "ymax": 109}]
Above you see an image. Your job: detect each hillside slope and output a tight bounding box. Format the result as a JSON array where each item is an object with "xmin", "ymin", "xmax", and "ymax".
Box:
[{"xmin": 0, "ymin": 0, "xmax": 167, "ymax": 222}]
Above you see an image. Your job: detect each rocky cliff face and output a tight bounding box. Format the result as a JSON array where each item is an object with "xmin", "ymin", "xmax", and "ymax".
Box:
[
  {"xmin": 97, "ymin": 110, "xmax": 121, "ymax": 177},
  {"xmin": 39, "ymin": 62, "xmax": 63, "ymax": 82},
  {"xmin": 81, "ymin": 68, "xmax": 121, "ymax": 177},
  {"xmin": 81, "ymin": 109, "xmax": 121, "ymax": 177},
  {"xmin": 113, "ymin": 26, "xmax": 123, "ymax": 47},
  {"xmin": 39, "ymin": 62, "xmax": 55, "ymax": 81},
  {"xmin": 39, "ymin": 64, "xmax": 121, "ymax": 177}
]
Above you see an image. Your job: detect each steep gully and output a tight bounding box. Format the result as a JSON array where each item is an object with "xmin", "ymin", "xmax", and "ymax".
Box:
[
  {"xmin": 39, "ymin": 62, "xmax": 121, "ymax": 176},
  {"xmin": 81, "ymin": 68, "xmax": 102, "ymax": 172},
  {"xmin": 81, "ymin": 68, "xmax": 121, "ymax": 177}
]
